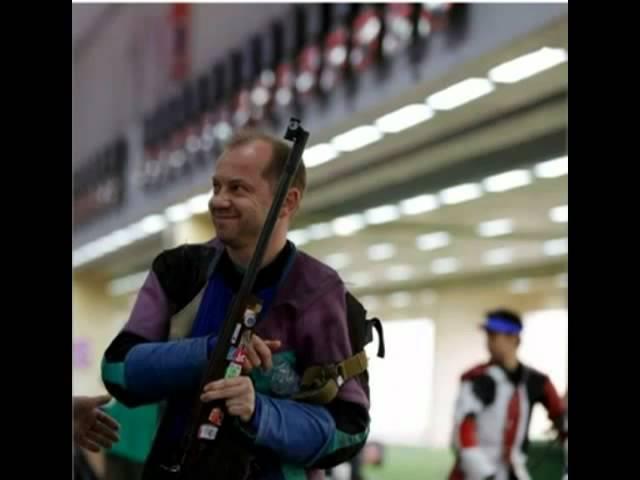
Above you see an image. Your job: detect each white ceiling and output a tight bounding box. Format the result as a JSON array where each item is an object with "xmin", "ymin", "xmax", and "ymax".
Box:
[{"xmin": 75, "ymin": 14, "xmax": 568, "ymax": 301}]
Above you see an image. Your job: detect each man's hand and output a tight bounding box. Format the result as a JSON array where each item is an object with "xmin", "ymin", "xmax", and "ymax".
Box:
[
  {"xmin": 200, "ymin": 377, "xmax": 255, "ymax": 423},
  {"xmin": 242, "ymin": 335, "xmax": 281, "ymax": 374},
  {"xmin": 73, "ymin": 394, "xmax": 120, "ymax": 452}
]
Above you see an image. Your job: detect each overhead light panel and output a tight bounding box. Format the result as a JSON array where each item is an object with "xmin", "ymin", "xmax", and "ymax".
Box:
[
  {"xmin": 488, "ymin": 47, "xmax": 568, "ymax": 84},
  {"xmin": 188, "ymin": 193, "xmax": 211, "ymax": 214},
  {"xmin": 165, "ymin": 203, "xmax": 192, "ymax": 223},
  {"xmin": 375, "ymin": 104, "xmax": 434, "ymax": 133},
  {"xmin": 288, "ymin": 228, "xmax": 309, "ymax": 246},
  {"xmin": 483, "ymin": 170, "xmax": 532, "ymax": 192},
  {"xmin": 431, "ymin": 257, "xmax": 459, "ymax": 274},
  {"xmin": 387, "ymin": 264, "xmax": 414, "ymax": 282},
  {"xmin": 348, "ymin": 272, "xmax": 372, "ymax": 288},
  {"xmin": 543, "ymin": 237, "xmax": 568, "ymax": 256},
  {"xmin": 549, "ymin": 205, "xmax": 568, "ymax": 223},
  {"xmin": 364, "ymin": 204, "xmax": 401, "ymax": 225},
  {"xmin": 416, "ymin": 231, "xmax": 450, "ymax": 251},
  {"xmin": 332, "ymin": 214, "xmax": 366, "ymax": 236},
  {"xmin": 483, "ymin": 247, "xmax": 513, "ymax": 266},
  {"xmin": 535, "ymin": 156, "xmax": 568, "ymax": 178},
  {"xmin": 389, "ymin": 291, "xmax": 413, "ymax": 308},
  {"xmin": 368, "ymin": 243, "xmax": 397, "ymax": 261},
  {"xmin": 477, "ymin": 218, "xmax": 513, "ymax": 237},
  {"xmin": 139, "ymin": 215, "xmax": 168, "ymax": 235},
  {"xmin": 304, "ymin": 144, "xmax": 339, "ymax": 168},
  {"xmin": 324, "ymin": 253, "xmax": 352, "ymax": 270},
  {"xmin": 307, "ymin": 222, "xmax": 333, "ymax": 241},
  {"xmin": 440, "ymin": 183, "xmax": 482, "ymax": 205},
  {"xmin": 426, "ymin": 78, "xmax": 494, "ymax": 111},
  {"xmin": 399, "ymin": 194, "xmax": 439, "ymax": 215},
  {"xmin": 509, "ymin": 278, "xmax": 531, "ymax": 294},
  {"xmin": 331, "ymin": 126, "xmax": 383, "ymax": 152}
]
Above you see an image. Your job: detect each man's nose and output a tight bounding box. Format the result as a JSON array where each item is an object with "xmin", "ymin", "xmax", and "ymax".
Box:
[{"xmin": 211, "ymin": 192, "xmax": 230, "ymax": 209}]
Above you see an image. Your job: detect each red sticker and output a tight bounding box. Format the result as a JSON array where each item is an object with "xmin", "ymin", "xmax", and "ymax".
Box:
[{"xmin": 208, "ymin": 408, "xmax": 224, "ymax": 427}]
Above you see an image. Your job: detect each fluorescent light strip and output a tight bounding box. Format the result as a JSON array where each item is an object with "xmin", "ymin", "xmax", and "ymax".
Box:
[
  {"xmin": 483, "ymin": 247, "xmax": 513, "ymax": 266},
  {"xmin": 549, "ymin": 205, "xmax": 568, "ymax": 223},
  {"xmin": 477, "ymin": 218, "xmax": 513, "ymax": 237},
  {"xmin": 364, "ymin": 204, "xmax": 400, "ymax": 225},
  {"xmin": 388, "ymin": 291, "xmax": 413, "ymax": 308},
  {"xmin": 288, "ymin": 228, "xmax": 309, "ymax": 246},
  {"xmin": 535, "ymin": 156, "xmax": 568, "ymax": 178},
  {"xmin": 307, "ymin": 222, "xmax": 333, "ymax": 241},
  {"xmin": 543, "ymin": 238, "xmax": 568, "ymax": 256},
  {"xmin": 304, "ymin": 143, "xmax": 339, "ymax": 168},
  {"xmin": 489, "ymin": 47, "xmax": 568, "ymax": 84},
  {"xmin": 399, "ymin": 194, "xmax": 439, "ymax": 215},
  {"xmin": 165, "ymin": 203, "xmax": 192, "ymax": 223},
  {"xmin": 387, "ymin": 265, "xmax": 414, "ymax": 282},
  {"xmin": 332, "ymin": 214, "xmax": 366, "ymax": 236},
  {"xmin": 331, "ymin": 125, "xmax": 383, "ymax": 152},
  {"xmin": 324, "ymin": 253, "xmax": 352, "ymax": 270},
  {"xmin": 368, "ymin": 243, "xmax": 397, "ymax": 261},
  {"xmin": 416, "ymin": 232, "xmax": 450, "ymax": 251},
  {"xmin": 431, "ymin": 257, "xmax": 459, "ymax": 275},
  {"xmin": 440, "ymin": 183, "xmax": 482, "ymax": 205},
  {"xmin": 483, "ymin": 170, "xmax": 531, "ymax": 193},
  {"xmin": 188, "ymin": 193, "xmax": 211, "ymax": 214},
  {"xmin": 375, "ymin": 104, "xmax": 435, "ymax": 133},
  {"xmin": 427, "ymin": 78, "xmax": 495, "ymax": 111},
  {"xmin": 107, "ymin": 271, "xmax": 148, "ymax": 297}
]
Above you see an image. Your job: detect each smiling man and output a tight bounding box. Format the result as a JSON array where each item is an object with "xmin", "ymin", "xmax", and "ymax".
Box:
[{"xmin": 100, "ymin": 130, "xmax": 371, "ymax": 480}]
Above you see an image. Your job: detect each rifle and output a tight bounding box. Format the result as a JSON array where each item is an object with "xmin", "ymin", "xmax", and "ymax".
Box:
[{"xmin": 146, "ymin": 118, "xmax": 309, "ymax": 480}]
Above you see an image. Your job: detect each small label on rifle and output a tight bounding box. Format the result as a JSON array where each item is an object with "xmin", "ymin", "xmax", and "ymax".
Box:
[
  {"xmin": 198, "ymin": 424, "xmax": 219, "ymax": 440},
  {"xmin": 208, "ymin": 408, "xmax": 224, "ymax": 427},
  {"xmin": 225, "ymin": 362, "xmax": 243, "ymax": 378},
  {"xmin": 226, "ymin": 346, "xmax": 247, "ymax": 364},
  {"xmin": 231, "ymin": 324, "xmax": 242, "ymax": 344}
]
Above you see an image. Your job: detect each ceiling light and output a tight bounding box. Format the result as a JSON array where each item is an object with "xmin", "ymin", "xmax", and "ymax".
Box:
[
  {"xmin": 348, "ymin": 272, "xmax": 372, "ymax": 288},
  {"xmin": 324, "ymin": 253, "xmax": 352, "ymax": 270},
  {"xmin": 107, "ymin": 271, "xmax": 148, "ymax": 297},
  {"xmin": 440, "ymin": 183, "xmax": 482, "ymax": 205},
  {"xmin": 108, "ymin": 228, "xmax": 135, "ymax": 248},
  {"xmin": 416, "ymin": 232, "xmax": 450, "ymax": 250},
  {"xmin": 399, "ymin": 194, "xmax": 439, "ymax": 215},
  {"xmin": 477, "ymin": 218, "xmax": 513, "ymax": 237},
  {"xmin": 288, "ymin": 228, "xmax": 309, "ymax": 246},
  {"xmin": 332, "ymin": 214, "xmax": 366, "ymax": 236},
  {"xmin": 364, "ymin": 204, "xmax": 400, "ymax": 225},
  {"xmin": 389, "ymin": 291, "xmax": 413, "ymax": 308},
  {"xmin": 549, "ymin": 205, "xmax": 568, "ymax": 223},
  {"xmin": 543, "ymin": 237, "xmax": 568, "ymax": 256},
  {"xmin": 509, "ymin": 278, "xmax": 531, "ymax": 294},
  {"xmin": 431, "ymin": 257, "xmax": 459, "ymax": 274},
  {"xmin": 534, "ymin": 156, "xmax": 568, "ymax": 178},
  {"xmin": 368, "ymin": 243, "xmax": 397, "ymax": 261},
  {"xmin": 426, "ymin": 78, "xmax": 495, "ymax": 111},
  {"xmin": 375, "ymin": 104, "xmax": 434, "ymax": 133},
  {"xmin": 188, "ymin": 193, "xmax": 211, "ymax": 214},
  {"xmin": 304, "ymin": 144, "xmax": 339, "ymax": 168},
  {"xmin": 139, "ymin": 215, "xmax": 167, "ymax": 234},
  {"xmin": 488, "ymin": 47, "xmax": 568, "ymax": 84},
  {"xmin": 483, "ymin": 170, "xmax": 532, "ymax": 192},
  {"xmin": 387, "ymin": 264, "xmax": 414, "ymax": 281},
  {"xmin": 483, "ymin": 247, "xmax": 513, "ymax": 266},
  {"xmin": 361, "ymin": 295, "xmax": 380, "ymax": 311},
  {"xmin": 331, "ymin": 126, "xmax": 383, "ymax": 152},
  {"xmin": 165, "ymin": 203, "xmax": 192, "ymax": 223},
  {"xmin": 555, "ymin": 273, "xmax": 568, "ymax": 289},
  {"xmin": 307, "ymin": 222, "xmax": 333, "ymax": 241}
]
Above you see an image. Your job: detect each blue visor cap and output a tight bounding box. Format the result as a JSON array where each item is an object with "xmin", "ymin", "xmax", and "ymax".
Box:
[{"xmin": 482, "ymin": 316, "xmax": 522, "ymax": 334}]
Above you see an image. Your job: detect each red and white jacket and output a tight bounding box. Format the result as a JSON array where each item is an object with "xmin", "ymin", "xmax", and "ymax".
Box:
[{"xmin": 448, "ymin": 362, "xmax": 566, "ymax": 480}]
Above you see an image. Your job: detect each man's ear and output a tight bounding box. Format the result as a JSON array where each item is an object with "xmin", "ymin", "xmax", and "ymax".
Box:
[{"xmin": 279, "ymin": 188, "xmax": 302, "ymax": 219}]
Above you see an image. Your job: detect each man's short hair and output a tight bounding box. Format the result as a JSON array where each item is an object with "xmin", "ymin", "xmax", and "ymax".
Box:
[{"xmin": 224, "ymin": 129, "xmax": 307, "ymax": 197}]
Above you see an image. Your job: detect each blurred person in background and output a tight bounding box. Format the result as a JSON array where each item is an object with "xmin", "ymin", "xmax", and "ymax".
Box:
[
  {"xmin": 73, "ymin": 394, "xmax": 120, "ymax": 452},
  {"xmin": 100, "ymin": 130, "xmax": 370, "ymax": 479},
  {"xmin": 73, "ymin": 394, "xmax": 120, "ymax": 480},
  {"xmin": 448, "ymin": 309, "xmax": 567, "ymax": 480}
]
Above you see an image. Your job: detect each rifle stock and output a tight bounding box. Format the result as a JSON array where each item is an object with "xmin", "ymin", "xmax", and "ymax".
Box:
[{"xmin": 145, "ymin": 118, "xmax": 309, "ymax": 480}]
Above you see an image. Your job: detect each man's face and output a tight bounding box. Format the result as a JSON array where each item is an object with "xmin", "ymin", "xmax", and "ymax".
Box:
[
  {"xmin": 486, "ymin": 330, "xmax": 518, "ymax": 362},
  {"xmin": 209, "ymin": 140, "xmax": 275, "ymax": 249}
]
